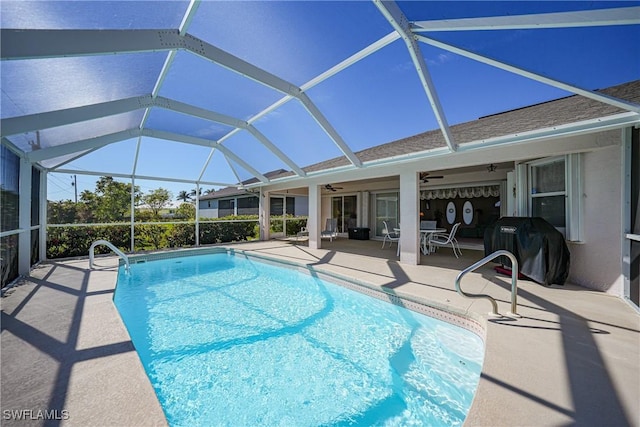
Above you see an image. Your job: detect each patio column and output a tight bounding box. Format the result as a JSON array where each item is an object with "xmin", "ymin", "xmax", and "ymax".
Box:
[
  {"xmin": 38, "ymin": 169, "xmax": 47, "ymax": 261},
  {"xmin": 18, "ymin": 157, "xmax": 31, "ymax": 275},
  {"xmin": 399, "ymin": 170, "xmax": 420, "ymax": 265},
  {"xmin": 308, "ymin": 184, "xmax": 321, "ymax": 249}
]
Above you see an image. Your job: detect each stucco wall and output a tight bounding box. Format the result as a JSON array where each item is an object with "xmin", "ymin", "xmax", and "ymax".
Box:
[
  {"xmin": 198, "ymin": 208, "xmax": 218, "ymax": 218},
  {"xmin": 567, "ymin": 144, "xmax": 623, "ymax": 295}
]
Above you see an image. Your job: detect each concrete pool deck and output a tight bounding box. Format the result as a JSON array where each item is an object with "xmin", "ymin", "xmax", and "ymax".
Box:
[{"xmin": 2, "ymin": 239, "xmax": 639, "ymax": 426}]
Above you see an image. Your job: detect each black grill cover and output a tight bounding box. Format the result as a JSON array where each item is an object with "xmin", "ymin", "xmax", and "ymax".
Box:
[{"xmin": 483, "ymin": 217, "xmax": 570, "ymax": 286}]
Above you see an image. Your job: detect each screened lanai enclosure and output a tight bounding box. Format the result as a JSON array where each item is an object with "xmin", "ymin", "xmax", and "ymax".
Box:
[{"xmin": 1, "ymin": 1, "xmax": 639, "ymax": 290}]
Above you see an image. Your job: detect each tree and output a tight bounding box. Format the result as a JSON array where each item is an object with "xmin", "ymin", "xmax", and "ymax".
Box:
[
  {"xmin": 176, "ymin": 190, "xmax": 191, "ymax": 203},
  {"xmin": 80, "ymin": 176, "xmax": 141, "ymax": 222},
  {"xmin": 143, "ymin": 188, "xmax": 172, "ymax": 219},
  {"xmin": 47, "ymin": 199, "xmax": 78, "ymax": 224},
  {"xmin": 189, "ymin": 188, "xmax": 202, "ymax": 199},
  {"xmin": 176, "ymin": 202, "xmax": 195, "ymax": 220}
]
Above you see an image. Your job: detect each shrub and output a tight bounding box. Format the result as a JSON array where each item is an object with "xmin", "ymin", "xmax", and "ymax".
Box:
[{"xmin": 47, "ymin": 225, "xmax": 130, "ymax": 259}]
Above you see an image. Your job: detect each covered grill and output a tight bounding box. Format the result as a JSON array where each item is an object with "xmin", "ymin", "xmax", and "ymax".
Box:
[{"xmin": 483, "ymin": 217, "xmax": 570, "ymax": 286}]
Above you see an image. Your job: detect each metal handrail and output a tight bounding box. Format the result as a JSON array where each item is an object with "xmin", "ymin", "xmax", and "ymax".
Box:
[
  {"xmin": 89, "ymin": 240, "xmax": 130, "ymax": 273},
  {"xmin": 455, "ymin": 249, "xmax": 520, "ymax": 318}
]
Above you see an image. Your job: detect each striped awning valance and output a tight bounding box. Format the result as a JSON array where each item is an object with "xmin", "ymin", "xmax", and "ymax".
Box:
[{"xmin": 420, "ymin": 185, "xmax": 500, "ymax": 200}]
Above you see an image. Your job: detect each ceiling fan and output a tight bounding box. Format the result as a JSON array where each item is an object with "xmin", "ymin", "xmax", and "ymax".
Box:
[
  {"xmin": 324, "ymin": 184, "xmax": 343, "ymax": 192},
  {"xmin": 419, "ymin": 172, "xmax": 444, "ymax": 183}
]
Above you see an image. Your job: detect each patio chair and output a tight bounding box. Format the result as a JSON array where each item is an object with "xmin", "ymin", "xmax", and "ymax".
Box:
[
  {"xmin": 296, "ymin": 219, "xmax": 309, "ymax": 239},
  {"xmin": 381, "ymin": 220, "xmax": 400, "ymax": 249},
  {"xmin": 428, "ymin": 222, "xmax": 462, "ymax": 258},
  {"xmin": 321, "ymin": 218, "xmax": 338, "ymax": 241}
]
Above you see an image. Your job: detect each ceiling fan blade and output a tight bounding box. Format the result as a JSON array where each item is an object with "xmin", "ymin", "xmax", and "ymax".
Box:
[{"xmin": 420, "ymin": 172, "xmax": 444, "ymax": 182}]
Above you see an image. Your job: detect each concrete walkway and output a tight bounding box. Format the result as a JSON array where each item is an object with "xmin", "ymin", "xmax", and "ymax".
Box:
[{"xmin": 2, "ymin": 239, "xmax": 638, "ymax": 426}]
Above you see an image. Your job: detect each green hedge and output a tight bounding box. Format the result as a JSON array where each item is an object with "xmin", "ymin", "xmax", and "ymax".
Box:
[
  {"xmin": 46, "ymin": 217, "xmax": 263, "ymax": 259},
  {"xmin": 47, "ymin": 225, "xmax": 131, "ymax": 259},
  {"xmin": 46, "ymin": 216, "xmax": 308, "ymax": 259}
]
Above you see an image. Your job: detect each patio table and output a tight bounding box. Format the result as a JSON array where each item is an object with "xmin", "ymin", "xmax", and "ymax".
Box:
[
  {"xmin": 420, "ymin": 228, "xmax": 446, "ymax": 255},
  {"xmin": 393, "ymin": 228, "xmax": 447, "ymax": 256}
]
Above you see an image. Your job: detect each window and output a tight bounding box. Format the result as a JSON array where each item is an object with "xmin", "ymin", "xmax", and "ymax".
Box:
[
  {"xmin": 268, "ymin": 197, "xmax": 296, "ymax": 216},
  {"xmin": 526, "ymin": 154, "xmax": 582, "ymax": 241},
  {"xmin": 530, "ymin": 158, "xmax": 566, "ymax": 230},
  {"xmin": 1, "ymin": 145, "xmax": 20, "ymax": 286},
  {"xmin": 219, "ymin": 199, "xmax": 235, "ymax": 217},
  {"xmin": 270, "ymin": 197, "xmax": 284, "ymax": 216},
  {"xmin": 237, "ymin": 196, "xmax": 259, "ymax": 215}
]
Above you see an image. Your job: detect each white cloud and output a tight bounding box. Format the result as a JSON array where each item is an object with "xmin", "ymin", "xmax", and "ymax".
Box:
[{"xmin": 427, "ymin": 52, "xmax": 454, "ymax": 66}]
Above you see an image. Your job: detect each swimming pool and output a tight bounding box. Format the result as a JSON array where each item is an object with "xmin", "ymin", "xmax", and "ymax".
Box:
[{"xmin": 114, "ymin": 251, "xmax": 484, "ymax": 426}]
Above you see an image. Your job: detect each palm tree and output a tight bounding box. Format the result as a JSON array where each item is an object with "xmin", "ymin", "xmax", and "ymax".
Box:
[
  {"xmin": 189, "ymin": 188, "xmax": 202, "ymax": 198},
  {"xmin": 176, "ymin": 190, "xmax": 191, "ymax": 202}
]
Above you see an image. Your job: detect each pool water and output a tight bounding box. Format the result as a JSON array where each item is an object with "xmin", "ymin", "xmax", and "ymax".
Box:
[{"xmin": 114, "ymin": 253, "xmax": 484, "ymax": 426}]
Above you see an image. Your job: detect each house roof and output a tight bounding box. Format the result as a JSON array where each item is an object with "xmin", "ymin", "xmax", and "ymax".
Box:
[
  {"xmin": 200, "ymin": 169, "xmax": 289, "ymax": 200},
  {"xmin": 264, "ymin": 79, "xmax": 640, "ymax": 180}
]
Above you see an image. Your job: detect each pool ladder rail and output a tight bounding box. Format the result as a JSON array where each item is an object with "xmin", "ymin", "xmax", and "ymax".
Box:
[
  {"xmin": 89, "ymin": 240, "xmax": 130, "ymax": 273},
  {"xmin": 455, "ymin": 250, "xmax": 521, "ymax": 318}
]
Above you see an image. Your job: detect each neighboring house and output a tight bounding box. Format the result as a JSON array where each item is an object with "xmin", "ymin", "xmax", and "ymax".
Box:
[
  {"xmin": 255, "ymin": 80, "xmax": 640, "ymax": 301},
  {"xmin": 199, "ymin": 169, "xmax": 309, "ymax": 218}
]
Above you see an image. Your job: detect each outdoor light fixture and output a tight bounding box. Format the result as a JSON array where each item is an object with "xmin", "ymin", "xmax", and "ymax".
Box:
[{"xmin": 487, "ymin": 163, "xmax": 498, "ymax": 172}]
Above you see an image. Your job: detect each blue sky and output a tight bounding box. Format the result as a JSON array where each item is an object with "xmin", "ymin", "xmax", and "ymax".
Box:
[{"xmin": 1, "ymin": 1, "xmax": 637, "ymax": 202}]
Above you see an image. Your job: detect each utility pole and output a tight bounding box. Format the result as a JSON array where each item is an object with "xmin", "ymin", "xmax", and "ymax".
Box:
[{"xmin": 71, "ymin": 174, "xmax": 77, "ymax": 203}]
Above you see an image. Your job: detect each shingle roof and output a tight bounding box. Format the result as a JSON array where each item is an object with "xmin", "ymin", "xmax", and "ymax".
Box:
[
  {"xmin": 200, "ymin": 169, "xmax": 289, "ymax": 200},
  {"xmin": 208, "ymin": 80, "xmax": 639, "ymax": 187},
  {"xmin": 299, "ymin": 79, "xmax": 640, "ymax": 174}
]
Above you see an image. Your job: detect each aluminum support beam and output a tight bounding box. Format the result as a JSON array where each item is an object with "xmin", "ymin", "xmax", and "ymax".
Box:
[
  {"xmin": 130, "ymin": 177, "xmax": 136, "ymax": 252},
  {"xmin": 1, "ymin": 137, "xmax": 26, "ymax": 158},
  {"xmin": 26, "ymin": 129, "xmax": 142, "ymax": 162},
  {"xmin": 412, "ymin": 6, "xmax": 640, "ymax": 32},
  {"xmin": 245, "ymin": 126, "xmax": 307, "ymax": 176},
  {"xmin": 1, "ymin": 29, "xmax": 175, "ymax": 60},
  {"xmin": 195, "ymin": 183, "xmax": 200, "ymax": 247},
  {"xmin": 18, "ymin": 157, "xmax": 31, "ymax": 275},
  {"xmin": 1, "ymin": 96, "xmax": 154, "ymax": 137},
  {"xmin": 157, "ymin": 96, "xmax": 245, "ymax": 128},
  {"xmin": 301, "ymin": 31, "xmax": 401, "ymax": 92},
  {"xmin": 3, "ymin": 94, "xmax": 306, "ymax": 177},
  {"xmin": 38, "ymin": 170, "xmax": 47, "ymax": 261},
  {"xmin": 373, "ymin": 0, "xmax": 457, "ymax": 152},
  {"xmin": 415, "ymin": 35, "xmax": 640, "ymax": 114},
  {"xmin": 297, "ymin": 93, "xmax": 363, "ymax": 167},
  {"xmin": 0, "ymin": 28, "xmax": 296, "ymax": 95},
  {"xmin": 1, "ymin": 28, "xmax": 359, "ymax": 170},
  {"xmin": 50, "ymin": 147, "xmax": 101, "ymax": 170},
  {"xmin": 52, "ymin": 168, "xmax": 234, "ymax": 187},
  {"xmin": 141, "ymin": 129, "xmax": 269, "ymax": 183}
]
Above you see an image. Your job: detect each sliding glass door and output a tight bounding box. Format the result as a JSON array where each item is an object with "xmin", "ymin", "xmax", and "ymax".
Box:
[
  {"xmin": 332, "ymin": 195, "xmax": 357, "ymax": 233},
  {"xmin": 373, "ymin": 192, "xmax": 399, "ymax": 238}
]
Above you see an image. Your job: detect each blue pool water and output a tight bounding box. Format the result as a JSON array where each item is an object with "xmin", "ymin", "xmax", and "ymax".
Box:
[{"xmin": 114, "ymin": 253, "xmax": 484, "ymax": 426}]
